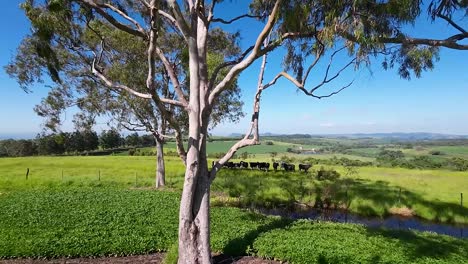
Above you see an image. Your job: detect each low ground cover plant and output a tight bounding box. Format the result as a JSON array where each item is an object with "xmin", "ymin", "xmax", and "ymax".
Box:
[{"xmin": 0, "ymin": 188, "xmax": 466, "ymax": 263}]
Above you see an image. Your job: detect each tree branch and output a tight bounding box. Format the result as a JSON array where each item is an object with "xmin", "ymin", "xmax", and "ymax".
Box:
[
  {"xmin": 309, "ymin": 47, "xmax": 356, "ymax": 94},
  {"xmin": 155, "ymin": 47, "xmax": 189, "ymax": 107},
  {"xmin": 207, "ymin": 45, "xmax": 254, "ymax": 91},
  {"xmin": 436, "ymin": 13, "xmax": 466, "ymax": 34},
  {"xmin": 211, "ymin": 14, "xmax": 265, "ymax": 24},
  {"xmin": 381, "ymin": 33, "xmax": 468, "ymax": 50},
  {"xmin": 208, "ymin": 0, "xmax": 283, "ymax": 106},
  {"xmin": 92, "ymin": 61, "xmax": 152, "ymax": 99},
  {"xmin": 264, "ymin": 71, "xmax": 354, "ymax": 99},
  {"xmin": 79, "ymin": 0, "xmax": 147, "ymax": 39},
  {"xmin": 166, "ymin": 0, "xmax": 192, "ymax": 39},
  {"xmin": 337, "ymin": 26, "xmax": 468, "ymax": 50},
  {"xmin": 101, "ymin": 3, "xmax": 146, "ymax": 34},
  {"xmin": 158, "ymin": 10, "xmax": 187, "ymax": 40},
  {"xmin": 209, "ymin": 36, "xmax": 271, "ymax": 180}
]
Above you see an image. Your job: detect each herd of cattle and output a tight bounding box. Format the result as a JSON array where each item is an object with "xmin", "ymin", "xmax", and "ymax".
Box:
[{"xmin": 219, "ymin": 161, "xmax": 312, "ymax": 172}]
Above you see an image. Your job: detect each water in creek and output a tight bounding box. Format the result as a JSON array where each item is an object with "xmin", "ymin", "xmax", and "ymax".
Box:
[{"xmin": 256, "ymin": 207, "xmax": 467, "ymax": 239}]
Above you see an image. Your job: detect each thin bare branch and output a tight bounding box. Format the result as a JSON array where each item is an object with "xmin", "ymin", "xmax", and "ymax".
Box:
[
  {"xmin": 92, "ymin": 60, "xmax": 152, "ymax": 99},
  {"xmin": 209, "ymin": 0, "xmax": 283, "ymax": 106},
  {"xmin": 207, "ymin": 45, "xmax": 254, "ymax": 91},
  {"xmin": 138, "ymin": 0, "xmax": 150, "ymax": 9},
  {"xmin": 211, "ymin": 14, "xmax": 264, "ymax": 24},
  {"xmin": 302, "ymin": 46, "xmax": 325, "ymax": 85},
  {"xmin": 158, "ymin": 10, "xmax": 187, "ymax": 40},
  {"xmin": 264, "ymin": 71, "xmax": 354, "ymax": 99},
  {"xmin": 155, "ymin": 47, "xmax": 189, "ymax": 107},
  {"xmin": 209, "ymin": 36, "xmax": 271, "ymax": 180},
  {"xmin": 313, "ymin": 81, "xmax": 354, "ymax": 99},
  {"xmin": 102, "ymin": 3, "xmax": 146, "ymax": 34},
  {"xmin": 207, "ymin": 0, "xmax": 216, "ymax": 22},
  {"xmin": 166, "ymin": 0, "xmax": 191, "ymax": 38},
  {"xmin": 309, "ymin": 47, "xmax": 356, "ymax": 94},
  {"xmin": 437, "ymin": 13, "xmax": 466, "ymax": 34}
]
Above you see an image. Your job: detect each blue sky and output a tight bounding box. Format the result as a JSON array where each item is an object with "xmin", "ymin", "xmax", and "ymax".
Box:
[{"xmin": 1, "ymin": 0, "xmax": 467, "ymax": 138}]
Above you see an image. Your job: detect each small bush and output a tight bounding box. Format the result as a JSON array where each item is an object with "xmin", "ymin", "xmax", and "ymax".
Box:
[
  {"xmin": 316, "ymin": 167, "xmax": 340, "ymax": 181},
  {"xmin": 429, "ymin": 150, "xmax": 444, "ymax": 155},
  {"xmin": 208, "ymin": 152, "xmax": 226, "ymax": 159},
  {"xmin": 240, "ymin": 151, "xmax": 249, "ymax": 159},
  {"xmin": 128, "ymin": 148, "xmax": 136, "ymax": 156}
]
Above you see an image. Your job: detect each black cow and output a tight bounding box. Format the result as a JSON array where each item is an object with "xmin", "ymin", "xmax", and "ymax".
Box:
[
  {"xmin": 249, "ymin": 162, "xmax": 259, "ymax": 170},
  {"xmin": 240, "ymin": 161, "xmax": 249, "ymax": 169},
  {"xmin": 258, "ymin": 162, "xmax": 270, "ymax": 171},
  {"xmin": 224, "ymin": 161, "xmax": 234, "ymax": 169},
  {"xmin": 273, "ymin": 162, "xmax": 279, "ymax": 171},
  {"xmin": 281, "ymin": 162, "xmax": 295, "ymax": 171},
  {"xmin": 299, "ymin": 164, "xmax": 312, "ymax": 172}
]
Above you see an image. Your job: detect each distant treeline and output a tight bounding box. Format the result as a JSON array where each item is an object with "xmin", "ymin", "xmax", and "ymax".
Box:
[
  {"xmin": 0, "ymin": 130, "xmax": 155, "ymax": 157},
  {"xmin": 374, "ymin": 150, "xmax": 468, "ymax": 171},
  {"xmin": 264, "ymin": 135, "xmax": 468, "ymax": 148}
]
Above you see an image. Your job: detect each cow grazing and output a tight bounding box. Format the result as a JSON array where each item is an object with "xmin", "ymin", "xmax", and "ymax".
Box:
[
  {"xmin": 299, "ymin": 164, "xmax": 312, "ymax": 172},
  {"xmin": 224, "ymin": 161, "xmax": 234, "ymax": 169},
  {"xmin": 258, "ymin": 162, "xmax": 270, "ymax": 171},
  {"xmin": 281, "ymin": 162, "xmax": 295, "ymax": 172},
  {"xmin": 273, "ymin": 162, "xmax": 279, "ymax": 171},
  {"xmin": 249, "ymin": 162, "xmax": 259, "ymax": 170},
  {"xmin": 240, "ymin": 161, "xmax": 249, "ymax": 169}
]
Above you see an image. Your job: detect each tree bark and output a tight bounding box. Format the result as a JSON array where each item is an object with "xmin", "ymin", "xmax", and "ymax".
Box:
[
  {"xmin": 177, "ymin": 153, "xmax": 211, "ymax": 264},
  {"xmin": 154, "ymin": 134, "xmax": 165, "ymax": 188}
]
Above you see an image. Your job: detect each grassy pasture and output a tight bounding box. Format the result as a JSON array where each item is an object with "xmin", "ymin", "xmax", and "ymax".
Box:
[
  {"xmin": 164, "ymin": 140, "xmax": 298, "ymax": 154},
  {"xmin": 0, "ymin": 188, "xmax": 466, "ymax": 263},
  {"xmin": 214, "ymin": 165, "xmax": 467, "ymax": 223},
  {"xmin": 0, "ymin": 156, "xmax": 466, "ymax": 223}
]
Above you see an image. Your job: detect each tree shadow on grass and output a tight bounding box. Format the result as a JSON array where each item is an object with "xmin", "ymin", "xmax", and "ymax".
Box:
[
  {"xmin": 221, "ymin": 215, "xmax": 293, "ymax": 256},
  {"xmin": 219, "ymin": 216, "xmax": 467, "ymax": 264},
  {"xmin": 334, "ymin": 178, "xmax": 468, "ymax": 223},
  {"xmin": 366, "ymin": 227, "xmax": 468, "ymax": 260},
  {"xmin": 216, "ymin": 170, "xmax": 468, "ymax": 224}
]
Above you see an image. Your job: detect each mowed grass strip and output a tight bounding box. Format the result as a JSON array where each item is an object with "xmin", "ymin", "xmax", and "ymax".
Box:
[{"xmin": 0, "ymin": 188, "xmax": 467, "ymax": 263}]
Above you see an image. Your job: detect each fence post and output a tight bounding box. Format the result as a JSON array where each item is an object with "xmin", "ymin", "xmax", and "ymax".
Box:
[
  {"xmin": 135, "ymin": 172, "xmax": 137, "ymax": 187},
  {"xmin": 26, "ymin": 168, "xmax": 29, "ymax": 180},
  {"xmin": 461, "ymin": 193, "xmax": 463, "ymax": 208},
  {"xmin": 398, "ymin": 188, "xmax": 402, "ymax": 204},
  {"xmin": 461, "ymin": 193, "xmax": 464, "ymax": 239},
  {"xmin": 61, "ymin": 170, "xmax": 64, "ymax": 181},
  {"xmin": 98, "ymin": 170, "xmax": 101, "ymax": 181},
  {"xmin": 345, "ymin": 187, "xmax": 349, "ymax": 223}
]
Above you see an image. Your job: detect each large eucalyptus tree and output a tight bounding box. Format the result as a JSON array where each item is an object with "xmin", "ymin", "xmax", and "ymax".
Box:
[
  {"xmin": 6, "ymin": 0, "xmax": 467, "ymax": 263},
  {"xmin": 7, "ymin": 3, "xmax": 243, "ymax": 188}
]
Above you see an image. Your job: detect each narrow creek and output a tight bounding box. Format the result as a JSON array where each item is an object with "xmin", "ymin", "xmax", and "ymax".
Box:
[{"xmin": 255, "ymin": 207, "xmax": 467, "ymax": 239}]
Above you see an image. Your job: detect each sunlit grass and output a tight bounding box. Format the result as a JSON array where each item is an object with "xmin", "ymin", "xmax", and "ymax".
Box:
[{"xmin": 0, "ymin": 155, "xmax": 467, "ymax": 223}]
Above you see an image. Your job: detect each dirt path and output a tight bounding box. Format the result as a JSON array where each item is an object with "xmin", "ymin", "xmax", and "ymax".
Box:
[{"xmin": 0, "ymin": 254, "xmax": 282, "ymax": 264}]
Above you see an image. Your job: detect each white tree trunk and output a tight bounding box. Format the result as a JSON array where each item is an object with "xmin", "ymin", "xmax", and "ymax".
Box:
[
  {"xmin": 177, "ymin": 156, "xmax": 211, "ymax": 263},
  {"xmin": 155, "ymin": 136, "xmax": 165, "ymax": 188}
]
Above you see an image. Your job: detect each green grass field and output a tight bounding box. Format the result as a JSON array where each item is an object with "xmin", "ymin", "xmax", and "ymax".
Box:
[
  {"xmin": 0, "ymin": 188, "xmax": 466, "ymax": 263},
  {"xmin": 164, "ymin": 140, "xmax": 299, "ymax": 155},
  {"xmin": 1, "ymin": 156, "xmax": 466, "ymax": 223}
]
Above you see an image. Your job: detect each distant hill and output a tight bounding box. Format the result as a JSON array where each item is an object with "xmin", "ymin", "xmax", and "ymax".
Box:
[
  {"xmin": 321, "ymin": 132, "xmax": 468, "ymax": 140},
  {"xmin": 0, "ymin": 132, "xmax": 37, "ymax": 140},
  {"xmin": 229, "ymin": 132, "xmax": 468, "ymax": 141}
]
